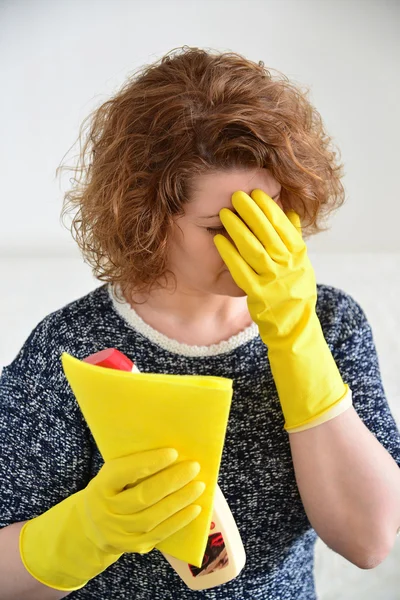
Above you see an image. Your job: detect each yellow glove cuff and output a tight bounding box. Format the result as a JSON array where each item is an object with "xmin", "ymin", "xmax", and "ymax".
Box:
[
  {"xmin": 284, "ymin": 384, "xmax": 353, "ymax": 433},
  {"xmin": 267, "ymin": 311, "xmax": 349, "ymax": 432},
  {"xmin": 19, "ymin": 490, "xmax": 122, "ymax": 591}
]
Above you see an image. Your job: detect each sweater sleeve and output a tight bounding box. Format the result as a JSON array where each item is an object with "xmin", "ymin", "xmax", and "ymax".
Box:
[
  {"xmin": 331, "ymin": 291, "xmax": 400, "ymax": 469},
  {"xmin": 0, "ymin": 322, "xmax": 93, "ymax": 530}
]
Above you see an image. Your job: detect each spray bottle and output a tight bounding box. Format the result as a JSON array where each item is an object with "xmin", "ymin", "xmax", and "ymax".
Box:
[{"xmin": 83, "ymin": 348, "xmax": 246, "ymax": 590}]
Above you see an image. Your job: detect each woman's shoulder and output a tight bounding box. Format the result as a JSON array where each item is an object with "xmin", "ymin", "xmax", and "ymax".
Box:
[
  {"xmin": 316, "ymin": 283, "xmax": 371, "ymax": 349},
  {"xmin": 1, "ymin": 284, "xmax": 111, "ymax": 395}
]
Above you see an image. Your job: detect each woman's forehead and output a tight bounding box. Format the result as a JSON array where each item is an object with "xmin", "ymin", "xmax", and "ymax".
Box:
[{"xmin": 186, "ymin": 168, "xmax": 280, "ymax": 216}]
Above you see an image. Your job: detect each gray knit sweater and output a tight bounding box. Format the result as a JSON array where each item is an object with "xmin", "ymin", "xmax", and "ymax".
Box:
[{"xmin": 1, "ymin": 282, "xmax": 399, "ymax": 600}]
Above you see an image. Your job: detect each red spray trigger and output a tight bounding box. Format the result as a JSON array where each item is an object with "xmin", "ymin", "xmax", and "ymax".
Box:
[{"xmin": 82, "ymin": 348, "xmax": 134, "ymax": 371}]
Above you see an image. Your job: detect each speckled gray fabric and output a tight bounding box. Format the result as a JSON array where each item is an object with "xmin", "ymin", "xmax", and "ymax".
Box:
[{"xmin": 1, "ymin": 282, "xmax": 399, "ymax": 600}]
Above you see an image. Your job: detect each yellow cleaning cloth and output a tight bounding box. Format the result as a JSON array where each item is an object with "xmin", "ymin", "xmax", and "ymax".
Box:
[{"xmin": 61, "ymin": 352, "xmax": 233, "ymax": 567}]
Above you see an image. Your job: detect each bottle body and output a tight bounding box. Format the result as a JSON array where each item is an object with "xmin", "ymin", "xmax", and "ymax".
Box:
[
  {"xmin": 161, "ymin": 483, "xmax": 246, "ymax": 590},
  {"xmin": 83, "ymin": 348, "xmax": 246, "ymax": 589}
]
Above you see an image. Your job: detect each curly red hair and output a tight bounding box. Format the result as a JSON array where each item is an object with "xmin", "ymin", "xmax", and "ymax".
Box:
[{"xmin": 57, "ymin": 45, "xmax": 346, "ymax": 304}]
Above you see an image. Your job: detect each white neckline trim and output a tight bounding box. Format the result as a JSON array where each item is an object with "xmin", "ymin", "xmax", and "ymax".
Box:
[{"xmin": 107, "ymin": 283, "xmax": 259, "ymax": 357}]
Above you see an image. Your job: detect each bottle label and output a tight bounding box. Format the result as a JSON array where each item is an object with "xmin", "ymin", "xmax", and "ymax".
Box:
[{"xmin": 187, "ymin": 522, "xmax": 229, "ymax": 577}]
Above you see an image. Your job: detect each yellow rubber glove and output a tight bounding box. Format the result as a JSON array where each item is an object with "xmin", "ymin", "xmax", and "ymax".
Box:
[
  {"xmin": 19, "ymin": 448, "xmax": 205, "ymax": 592},
  {"xmin": 213, "ymin": 188, "xmax": 352, "ymax": 433}
]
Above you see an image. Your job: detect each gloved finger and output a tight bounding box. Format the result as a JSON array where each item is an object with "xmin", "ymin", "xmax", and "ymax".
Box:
[
  {"xmin": 213, "ymin": 233, "xmax": 258, "ymax": 294},
  {"xmin": 100, "ymin": 448, "xmax": 179, "ymax": 496},
  {"xmin": 250, "ymin": 189, "xmax": 304, "ymax": 253},
  {"xmin": 110, "ymin": 460, "xmax": 201, "ymax": 514},
  {"xmin": 120, "ymin": 480, "xmax": 206, "ymax": 530},
  {"xmin": 123, "ymin": 504, "xmax": 202, "ymax": 554},
  {"xmin": 285, "ymin": 209, "xmax": 303, "ymax": 238},
  {"xmin": 219, "ymin": 209, "xmax": 281, "ymax": 275},
  {"xmin": 231, "ymin": 191, "xmax": 289, "ymax": 262}
]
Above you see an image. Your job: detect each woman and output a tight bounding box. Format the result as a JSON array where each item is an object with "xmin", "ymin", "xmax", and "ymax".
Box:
[{"xmin": 1, "ymin": 46, "xmax": 400, "ymax": 600}]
